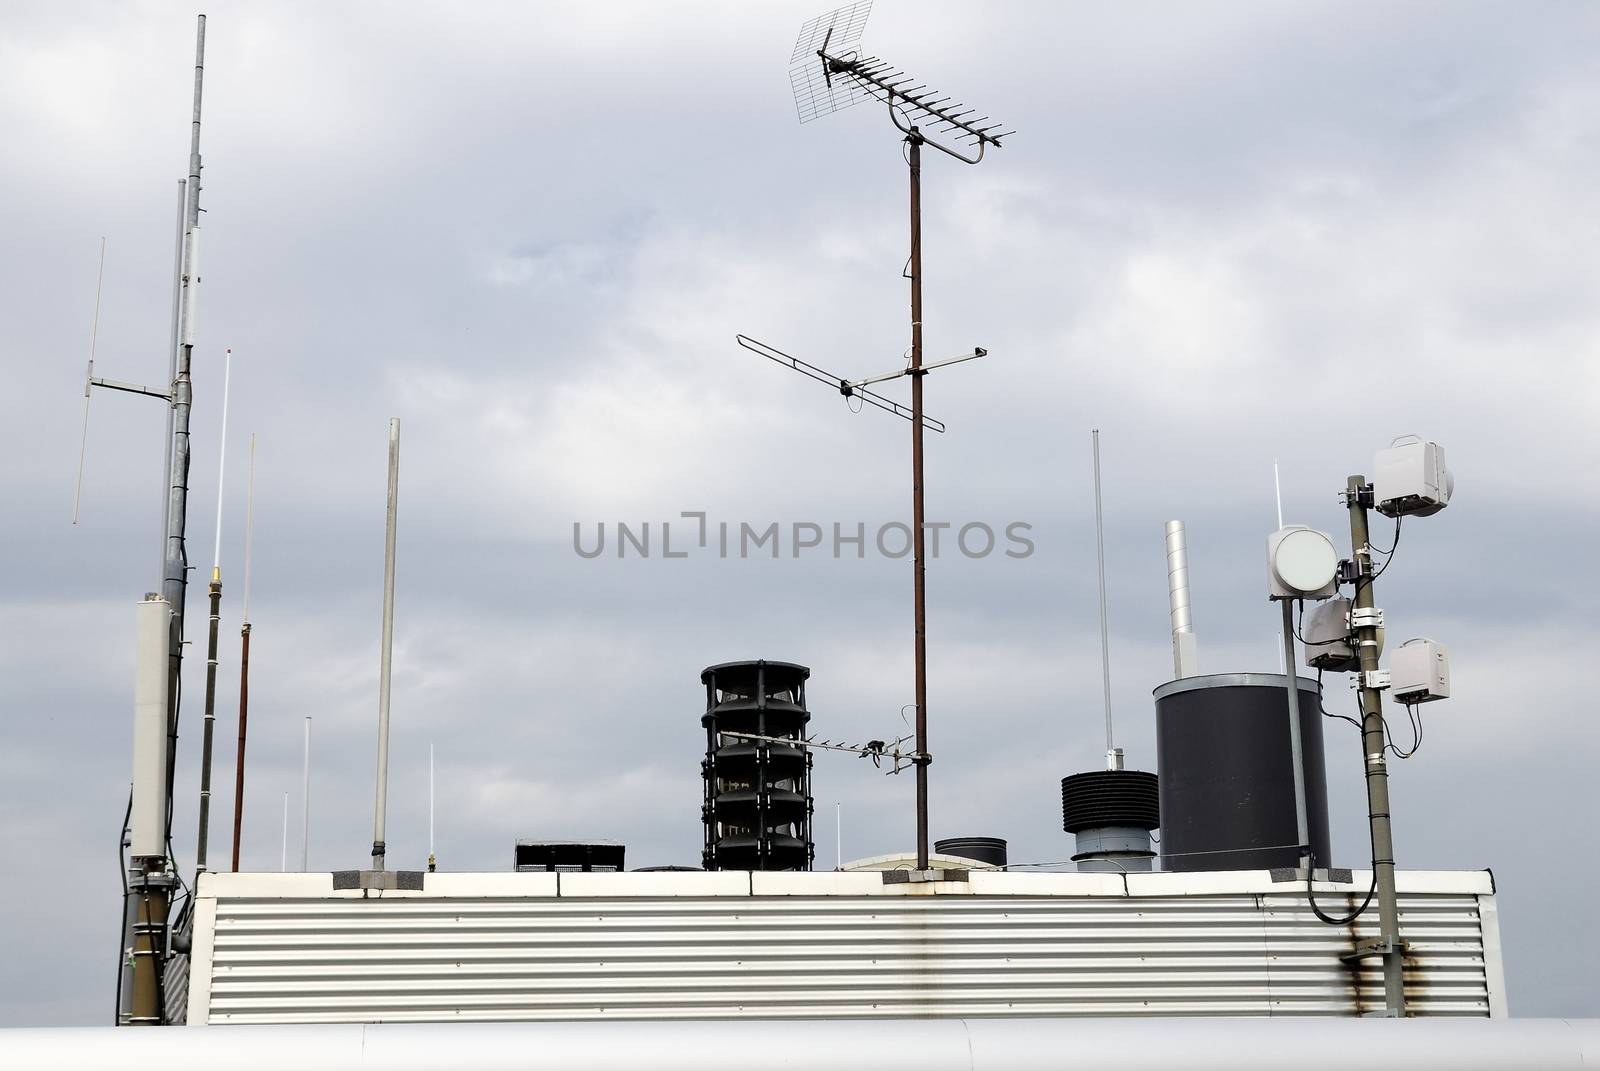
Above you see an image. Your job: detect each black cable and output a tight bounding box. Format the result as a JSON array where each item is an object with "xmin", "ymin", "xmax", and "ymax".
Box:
[
  {"xmin": 1306, "ymin": 847, "xmax": 1377, "ymax": 926},
  {"xmin": 114, "ymin": 791, "xmax": 132, "ymax": 1024},
  {"xmin": 1315, "ymin": 670, "xmax": 1364, "ymax": 730}
]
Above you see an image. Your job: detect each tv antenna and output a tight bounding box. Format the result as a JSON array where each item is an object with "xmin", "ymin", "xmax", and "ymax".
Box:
[{"xmin": 739, "ymin": 2, "xmax": 1011, "ymax": 871}]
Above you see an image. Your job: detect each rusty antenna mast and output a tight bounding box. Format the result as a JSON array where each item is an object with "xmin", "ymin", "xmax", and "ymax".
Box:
[{"xmin": 738, "ymin": 2, "xmax": 1012, "ymax": 871}]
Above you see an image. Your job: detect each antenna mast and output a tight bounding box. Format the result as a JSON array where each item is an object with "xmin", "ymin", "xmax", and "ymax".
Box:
[
  {"xmin": 230, "ymin": 433, "xmax": 256, "ymax": 871},
  {"xmin": 744, "ymin": 2, "xmax": 1012, "ymax": 871},
  {"xmin": 71, "ymin": 238, "xmax": 107, "ymax": 525}
]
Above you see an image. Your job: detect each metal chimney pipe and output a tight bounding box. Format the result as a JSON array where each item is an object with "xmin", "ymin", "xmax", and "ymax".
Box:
[{"xmin": 1164, "ymin": 521, "xmax": 1199, "ymax": 678}]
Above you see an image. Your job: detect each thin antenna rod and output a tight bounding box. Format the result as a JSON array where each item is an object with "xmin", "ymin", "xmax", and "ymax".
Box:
[
  {"xmin": 280, "ymin": 792, "xmax": 288, "ymax": 872},
  {"xmin": 372, "ymin": 418, "xmax": 401, "ymax": 872},
  {"xmin": 193, "ymin": 348, "xmax": 232, "ymax": 879},
  {"xmin": 301, "ymin": 717, "xmax": 311, "ymax": 872},
  {"xmin": 427, "ymin": 742, "xmax": 436, "ymax": 872},
  {"xmin": 211, "ymin": 349, "xmax": 232, "ymax": 573},
  {"xmin": 229, "ymin": 433, "xmax": 256, "ymax": 872},
  {"xmin": 1091, "ymin": 430, "xmax": 1115, "ymax": 762},
  {"xmin": 72, "ymin": 237, "xmax": 107, "ymax": 525},
  {"xmin": 836, "ymin": 802, "xmax": 842, "ymax": 870},
  {"xmin": 1274, "ymin": 460, "xmax": 1284, "ymax": 530}
]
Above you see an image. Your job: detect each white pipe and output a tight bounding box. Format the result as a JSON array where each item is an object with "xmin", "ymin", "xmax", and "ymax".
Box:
[
  {"xmin": 0, "ymin": 1018, "xmax": 1595, "ymax": 1071},
  {"xmin": 130, "ymin": 596, "xmax": 172, "ymax": 859},
  {"xmin": 280, "ymin": 792, "xmax": 288, "ymax": 872},
  {"xmin": 300, "ymin": 717, "xmax": 311, "ymax": 872},
  {"xmin": 1164, "ymin": 520, "xmax": 1198, "ymax": 678}
]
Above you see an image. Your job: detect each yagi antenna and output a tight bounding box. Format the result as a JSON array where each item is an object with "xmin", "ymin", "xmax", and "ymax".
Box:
[
  {"xmin": 789, "ymin": 0, "xmax": 1014, "ymax": 163},
  {"xmin": 745, "ymin": 5, "xmax": 1012, "ymax": 872}
]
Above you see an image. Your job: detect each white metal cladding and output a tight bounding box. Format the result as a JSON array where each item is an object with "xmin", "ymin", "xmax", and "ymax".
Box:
[{"xmin": 192, "ymin": 870, "xmax": 1499, "ymax": 1024}]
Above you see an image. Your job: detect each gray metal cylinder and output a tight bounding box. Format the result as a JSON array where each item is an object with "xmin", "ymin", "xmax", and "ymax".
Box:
[{"xmin": 1154, "ymin": 673, "xmax": 1332, "ymax": 872}]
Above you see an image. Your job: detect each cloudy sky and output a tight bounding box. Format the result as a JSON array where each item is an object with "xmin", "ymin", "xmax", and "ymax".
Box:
[{"xmin": 3, "ymin": 0, "xmax": 1598, "ymax": 1025}]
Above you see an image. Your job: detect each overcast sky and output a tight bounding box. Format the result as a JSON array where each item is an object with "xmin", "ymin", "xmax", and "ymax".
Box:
[{"xmin": 2, "ymin": 0, "xmax": 1597, "ymax": 1025}]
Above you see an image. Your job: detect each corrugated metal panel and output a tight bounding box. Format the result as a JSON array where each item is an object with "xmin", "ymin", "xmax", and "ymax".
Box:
[{"xmin": 198, "ymin": 874, "xmax": 1494, "ymax": 1024}]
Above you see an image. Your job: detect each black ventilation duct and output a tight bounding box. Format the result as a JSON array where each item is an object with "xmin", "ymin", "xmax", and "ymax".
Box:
[
  {"xmin": 1154, "ymin": 673, "xmax": 1332, "ymax": 872},
  {"xmin": 934, "ymin": 837, "xmax": 1007, "ymax": 868},
  {"xmin": 513, "ymin": 841, "xmax": 625, "ymax": 872},
  {"xmin": 701, "ymin": 660, "xmax": 814, "ymax": 871},
  {"xmin": 1060, "ymin": 769, "xmax": 1159, "ymax": 872}
]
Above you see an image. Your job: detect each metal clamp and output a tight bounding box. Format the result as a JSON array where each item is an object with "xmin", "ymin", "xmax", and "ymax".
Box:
[
  {"xmin": 1351, "ymin": 606, "xmax": 1384, "ymax": 630},
  {"xmin": 1341, "ymin": 937, "xmax": 1408, "ymax": 963},
  {"xmin": 1356, "ymin": 669, "xmax": 1390, "ymax": 691}
]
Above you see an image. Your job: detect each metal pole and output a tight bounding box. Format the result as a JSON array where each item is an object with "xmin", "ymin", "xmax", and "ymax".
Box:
[
  {"xmin": 280, "ymin": 792, "xmax": 288, "ymax": 872},
  {"xmin": 1280, "ymin": 600, "xmax": 1310, "ymax": 864},
  {"xmin": 372, "ymin": 419, "xmax": 400, "ymax": 871},
  {"xmin": 195, "ymin": 349, "xmax": 231, "ymax": 878},
  {"xmin": 906, "ymin": 130, "xmax": 930, "ymax": 872},
  {"xmin": 133, "ymin": 14, "xmax": 204, "ymax": 1028},
  {"xmin": 231, "ymin": 435, "xmax": 255, "ymax": 872},
  {"xmin": 1346, "ymin": 474, "xmax": 1407, "ymax": 1016},
  {"xmin": 301, "ymin": 717, "xmax": 311, "ymax": 872},
  {"xmin": 1164, "ymin": 520, "xmax": 1198, "ymax": 678},
  {"xmin": 161, "ymin": 179, "xmax": 185, "ymax": 577},
  {"xmin": 1091, "ymin": 430, "xmax": 1117, "ymax": 768}
]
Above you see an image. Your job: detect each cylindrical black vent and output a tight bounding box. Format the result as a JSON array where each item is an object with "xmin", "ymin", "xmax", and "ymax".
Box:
[
  {"xmin": 1060, "ymin": 770, "xmax": 1160, "ymax": 833},
  {"xmin": 701, "ymin": 660, "xmax": 814, "ymax": 872},
  {"xmin": 934, "ymin": 837, "xmax": 1007, "ymax": 868},
  {"xmin": 1154, "ymin": 673, "xmax": 1332, "ymax": 872}
]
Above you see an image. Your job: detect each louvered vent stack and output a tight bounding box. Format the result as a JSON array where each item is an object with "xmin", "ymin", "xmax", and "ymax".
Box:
[
  {"xmin": 1060, "ymin": 769, "xmax": 1159, "ymax": 872},
  {"xmin": 701, "ymin": 660, "xmax": 813, "ymax": 871}
]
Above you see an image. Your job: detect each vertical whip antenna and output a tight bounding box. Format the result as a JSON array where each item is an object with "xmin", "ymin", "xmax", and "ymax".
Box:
[
  {"xmin": 1091, "ymin": 430, "xmax": 1118, "ymax": 769},
  {"xmin": 301, "ymin": 717, "xmax": 312, "ymax": 872},
  {"xmin": 372, "ymin": 418, "xmax": 401, "ymax": 872},
  {"xmin": 193, "ymin": 347, "xmax": 232, "ymax": 880},
  {"xmin": 427, "ymin": 742, "xmax": 436, "ymax": 873},
  {"xmin": 230, "ymin": 432, "xmax": 256, "ymax": 871},
  {"xmin": 280, "ymin": 792, "xmax": 288, "ymax": 873},
  {"xmin": 72, "ymin": 237, "xmax": 107, "ymax": 525}
]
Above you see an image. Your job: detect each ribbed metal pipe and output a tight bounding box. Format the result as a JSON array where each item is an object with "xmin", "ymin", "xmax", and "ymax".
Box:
[
  {"xmin": 3, "ymin": 1018, "xmax": 1596, "ymax": 1070},
  {"xmin": 1165, "ymin": 520, "xmax": 1198, "ymax": 678}
]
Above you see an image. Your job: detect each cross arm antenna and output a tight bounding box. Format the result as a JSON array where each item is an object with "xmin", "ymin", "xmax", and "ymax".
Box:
[{"xmin": 736, "ymin": 334, "xmax": 946, "ymax": 433}]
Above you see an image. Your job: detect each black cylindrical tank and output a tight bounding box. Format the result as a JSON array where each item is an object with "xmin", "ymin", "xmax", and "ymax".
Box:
[
  {"xmin": 934, "ymin": 837, "xmax": 1007, "ymax": 868},
  {"xmin": 1154, "ymin": 673, "xmax": 1332, "ymax": 872}
]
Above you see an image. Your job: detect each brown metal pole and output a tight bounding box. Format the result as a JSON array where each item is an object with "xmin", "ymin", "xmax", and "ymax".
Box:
[
  {"xmin": 1346, "ymin": 475, "xmax": 1408, "ymax": 1016},
  {"xmin": 908, "ymin": 128, "xmax": 929, "ymax": 871},
  {"xmin": 230, "ymin": 622, "xmax": 251, "ymax": 871}
]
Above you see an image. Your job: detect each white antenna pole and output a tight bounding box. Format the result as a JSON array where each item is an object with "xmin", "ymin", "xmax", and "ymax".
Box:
[
  {"xmin": 427, "ymin": 741, "xmax": 436, "ymax": 872},
  {"xmin": 280, "ymin": 792, "xmax": 288, "ymax": 872},
  {"xmin": 1091, "ymin": 430, "xmax": 1119, "ymax": 770},
  {"xmin": 1274, "ymin": 459, "xmax": 1284, "ymax": 530},
  {"xmin": 211, "ymin": 348, "xmax": 232, "ymax": 574},
  {"xmin": 373, "ymin": 418, "xmax": 401, "ymax": 872},
  {"xmin": 72, "ymin": 237, "xmax": 107, "ymax": 525},
  {"xmin": 300, "ymin": 717, "xmax": 311, "ymax": 872}
]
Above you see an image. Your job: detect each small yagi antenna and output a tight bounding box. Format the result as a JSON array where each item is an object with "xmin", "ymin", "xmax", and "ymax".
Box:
[{"xmin": 737, "ymin": 333, "xmax": 947, "ymax": 433}]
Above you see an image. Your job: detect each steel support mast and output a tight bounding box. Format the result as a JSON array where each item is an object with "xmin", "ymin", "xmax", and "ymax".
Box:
[
  {"xmin": 906, "ymin": 129, "xmax": 931, "ymax": 869},
  {"xmin": 131, "ymin": 13, "xmax": 206, "ymax": 1027},
  {"xmin": 1346, "ymin": 474, "xmax": 1407, "ymax": 1016}
]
